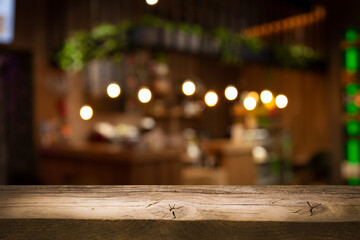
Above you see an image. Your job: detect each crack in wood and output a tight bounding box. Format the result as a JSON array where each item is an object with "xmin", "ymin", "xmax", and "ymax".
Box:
[
  {"xmin": 292, "ymin": 209, "xmax": 302, "ymax": 214},
  {"xmin": 146, "ymin": 201, "xmax": 159, "ymax": 208},
  {"xmin": 168, "ymin": 204, "xmax": 183, "ymax": 219},
  {"xmin": 307, "ymin": 201, "xmax": 322, "ymax": 216},
  {"xmin": 269, "ymin": 198, "xmax": 285, "ymax": 205}
]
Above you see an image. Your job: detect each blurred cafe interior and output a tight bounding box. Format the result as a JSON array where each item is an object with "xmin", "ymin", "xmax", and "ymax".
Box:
[{"xmin": 0, "ymin": 0, "xmax": 360, "ymax": 185}]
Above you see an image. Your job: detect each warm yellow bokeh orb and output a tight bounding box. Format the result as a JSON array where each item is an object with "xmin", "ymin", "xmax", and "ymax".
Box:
[
  {"xmin": 275, "ymin": 94, "xmax": 288, "ymax": 109},
  {"xmin": 107, "ymin": 83, "xmax": 121, "ymax": 98},
  {"xmin": 138, "ymin": 88, "xmax": 152, "ymax": 103},
  {"xmin": 80, "ymin": 105, "xmax": 93, "ymax": 120},
  {"xmin": 244, "ymin": 96, "xmax": 257, "ymax": 110},
  {"xmin": 260, "ymin": 90, "xmax": 273, "ymax": 104},
  {"xmin": 146, "ymin": 0, "xmax": 158, "ymax": 5},
  {"xmin": 204, "ymin": 91, "xmax": 218, "ymax": 107},
  {"xmin": 182, "ymin": 80, "xmax": 196, "ymax": 96},
  {"xmin": 248, "ymin": 91, "xmax": 259, "ymax": 102},
  {"xmin": 224, "ymin": 85, "xmax": 238, "ymax": 101}
]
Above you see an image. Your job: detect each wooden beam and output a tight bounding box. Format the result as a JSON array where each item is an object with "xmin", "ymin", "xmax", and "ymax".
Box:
[{"xmin": 0, "ymin": 186, "xmax": 359, "ymax": 239}]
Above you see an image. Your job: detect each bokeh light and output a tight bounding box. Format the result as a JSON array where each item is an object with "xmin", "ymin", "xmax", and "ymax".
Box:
[
  {"xmin": 347, "ymin": 138, "xmax": 360, "ymax": 164},
  {"xmin": 252, "ymin": 146, "xmax": 268, "ymax": 164},
  {"xmin": 260, "ymin": 90, "xmax": 273, "ymax": 104},
  {"xmin": 204, "ymin": 91, "xmax": 218, "ymax": 107},
  {"xmin": 355, "ymin": 95, "xmax": 360, "ymax": 107},
  {"xmin": 107, "ymin": 83, "xmax": 121, "ymax": 98},
  {"xmin": 182, "ymin": 80, "xmax": 196, "ymax": 96},
  {"xmin": 275, "ymin": 94, "xmax": 288, "ymax": 109},
  {"xmin": 80, "ymin": 105, "xmax": 93, "ymax": 120},
  {"xmin": 345, "ymin": 47, "xmax": 358, "ymax": 72},
  {"xmin": 224, "ymin": 85, "xmax": 238, "ymax": 101},
  {"xmin": 346, "ymin": 120, "xmax": 359, "ymax": 136},
  {"xmin": 138, "ymin": 88, "xmax": 152, "ymax": 103},
  {"xmin": 346, "ymin": 83, "xmax": 358, "ymax": 96},
  {"xmin": 346, "ymin": 102, "xmax": 358, "ymax": 115},
  {"xmin": 146, "ymin": 0, "xmax": 158, "ymax": 5},
  {"xmin": 346, "ymin": 29, "xmax": 357, "ymax": 43},
  {"xmin": 248, "ymin": 91, "xmax": 259, "ymax": 102},
  {"xmin": 244, "ymin": 96, "xmax": 257, "ymax": 110},
  {"xmin": 141, "ymin": 117, "xmax": 156, "ymax": 130}
]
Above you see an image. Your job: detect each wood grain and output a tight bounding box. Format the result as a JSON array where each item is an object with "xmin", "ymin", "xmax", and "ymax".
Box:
[{"xmin": 0, "ymin": 186, "xmax": 359, "ymax": 239}]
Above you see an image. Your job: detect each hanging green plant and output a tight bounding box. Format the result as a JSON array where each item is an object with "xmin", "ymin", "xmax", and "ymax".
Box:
[
  {"xmin": 214, "ymin": 28, "xmax": 244, "ymax": 64},
  {"xmin": 138, "ymin": 15, "xmax": 163, "ymax": 27},
  {"xmin": 90, "ymin": 22, "xmax": 129, "ymax": 59},
  {"xmin": 162, "ymin": 20, "xmax": 175, "ymax": 31},
  {"xmin": 56, "ymin": 21, "xmax": 132, "ymax": 72},
  {"xmin": 177, "ymin": 23, "xmax": 202, "ymax": 35},
  {"xmin": 55, "ymin": 15, "xmax": 319, "ymax": 72},
  {"xmin": 272, "ymin": 44, "xmax": 321, "ymax": 68},
  {"xmin": 56, "ymin": 31, "xmax": 95, "ymax": 72}
]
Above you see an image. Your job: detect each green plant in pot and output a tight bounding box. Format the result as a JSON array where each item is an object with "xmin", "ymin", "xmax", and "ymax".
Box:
[
  {"xmin": 273, "ymin": 44, "xmax": 320, "ymax": 68},
  {"xmin": 243, "ymin": 37, "xmax": 263, "ymax": 53},
  {"xmin": 188, "ymin": 24, "xmax": 203, "ymax": 53},
  {"xmin": 214, "ymin": 27, "xmax": 243, "ymax": 65},
  {"xmin": 91, "ymin": 22, "xmax": 129, "ymax": 60},
  {"xmin": 175, "ymin": 23, "xmax": 203, "ymax": 52},
  {"xmin": 162, "ymin": 20, "xmax": 176, "ymax": 49},
  {"xmin": 175, "ymin": 23, "xmax": 194, "ymax": 51},
  {"xmin": 132, "ymin": 15, "xmax": 163, "ymax": 47}
]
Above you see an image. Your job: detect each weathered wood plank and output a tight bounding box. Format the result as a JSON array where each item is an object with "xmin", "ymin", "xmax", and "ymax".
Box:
[{"xmin": 0, "ymin": 186, "xmax": 359, "ymax": 239}]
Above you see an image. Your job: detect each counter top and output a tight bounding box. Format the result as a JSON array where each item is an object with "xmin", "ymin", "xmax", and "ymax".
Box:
[{"xmin": 0, "ymin": 185, "xmax": 359, "ymax": 239}]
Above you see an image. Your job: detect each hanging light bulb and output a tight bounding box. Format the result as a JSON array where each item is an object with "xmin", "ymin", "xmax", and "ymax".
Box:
[
  {"xmin": 138, "ymin": 88, "xmax": 152, "ymax": 103},
  {"xmin": 146, "ymin": 0, "xmax": 158, "ymax": 6},
  {"xmin": 224, "ymin": 85, "xmax": 238, "ymax": 101},
  {"xmin": 244, "ymin": 96, "xmax": 257, "ymax": 110},
  {"xmin": 107, "ymin": 83, "xmax": 121, "ymax": 98},
  {"xmin": 204, "ymin": 91, "xmax": 218, "ymax": 107},
  {"xmin": 275, "ymin": 94, "xmax": 288, "ymax": 109},
  {"xmin": 182, "ymin": 80, "xmax": 196, "ymax": 96},
  {"xmin": 80, "ymin": 105, "xmax": 93, "ymax": 120},
  {"xmin": 260, "ymin": 90, "xmax": 273, "ymax": 104}
]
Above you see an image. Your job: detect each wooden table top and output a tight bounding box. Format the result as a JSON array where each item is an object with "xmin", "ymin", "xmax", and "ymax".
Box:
[{"xmin": 0, "ymin": 185, "xmax": 359, "ymax": 239}]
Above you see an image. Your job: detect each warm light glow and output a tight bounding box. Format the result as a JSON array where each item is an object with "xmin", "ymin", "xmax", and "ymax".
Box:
[
  {"xmin": 107, "ymin": 83, "xmax": 121, "ymax": 98},
  {"xmin": 204, "ymin": 91, "xmax": 218, "ymax": 107},
  {"xmin": 252, "ymin": 146, "xmax": 268, "ymax": 164},
  {"xmin": 243, "ymin": 6, "xmax": 326, "ymax": 37},
  {"xmin": 260, "ymin": 90, "xmax": 273, "ymax": 104},
  {"xmin": 275, "ymin": 94, "xmax": 288, "ymax": 109},
  {"xmin": 138, "ymin": 88, "xmax": 152, "ymax": 103},
  {"xmin": 224, "ymin": 86, "xmax": 238, "ymax": 100},
  {"xmin": 244, "ymin": 96, "xmax": 257, "ymax": 110},
  {"xmin": 182, "ymin": 80, "xmax": 196, "ymax": 96},
  {"xmin": 248, "ymin": 91, "xmax": 259, "ymax": 102},
  {"xmin": 80, "ymin": 105, "xmax": 93, "ymax": 120},
  {"xmin": 146, "ymin": 0, "xmax": 158, "ymax": 5}
]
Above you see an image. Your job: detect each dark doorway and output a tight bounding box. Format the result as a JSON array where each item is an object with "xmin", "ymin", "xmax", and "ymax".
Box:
[{"xmin": 0, "ymin": 50, "xmax": 37, "ymax": 184}]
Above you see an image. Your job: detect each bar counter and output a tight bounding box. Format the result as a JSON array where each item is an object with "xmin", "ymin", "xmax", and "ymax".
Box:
[{"xmin": 40, "ymin": 143, "xmax": 182, "ymax": 184}]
